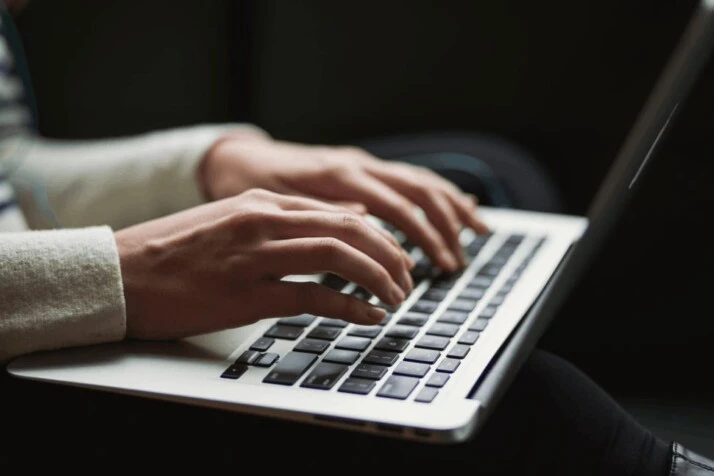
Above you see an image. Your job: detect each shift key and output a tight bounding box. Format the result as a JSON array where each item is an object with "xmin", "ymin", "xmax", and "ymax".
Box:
[{"xmin": 263, "ymin": 352, "xmax": 317, "ymax": 386}]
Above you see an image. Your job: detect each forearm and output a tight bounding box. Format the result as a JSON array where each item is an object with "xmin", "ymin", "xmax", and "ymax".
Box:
[
  {"xmin": 8, "ymin": 123, "xmax": 268, "ymax": 230},
  {"xmin": 0, "ymin": 227, "xmax": 125, "ymax": 362}
]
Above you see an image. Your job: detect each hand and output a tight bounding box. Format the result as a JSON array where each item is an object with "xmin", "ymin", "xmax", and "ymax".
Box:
[
  {"xmin": 199, "ymin": 137, "xmax": 489, "ymax": 272},
  {"xmin": 115, "ymin": 189, "xmax": 413, "ymax": 340}
]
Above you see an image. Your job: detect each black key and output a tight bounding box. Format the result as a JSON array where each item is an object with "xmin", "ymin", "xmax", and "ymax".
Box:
[
  {"xmin": 500, "ymin": 282, "xmax": 515, "ymax": 293},
  {"xmin": 294, "ymin": 338, "xmax": 330, "ymax": 354},
  {"xmin": 377, "ymin": 312, "xmax": 393, "ymax": 326},
  {"xmin": 489, "ymin": 254, "xmax": 510, "ymax": 266},
  {"xmin": 415, "ymin": 387, "xmax": 439, "ymax": 403},
  {"xmin": 458, "ymin": 287, "xmax": 485, "ymax": 300},
  {"xmin": 235, "ymin": 350, "xmax": 261, "ymax": 365},
  {"xmin": 321, "ymin": 273, "xmax": 348, "ymax": 291},
  {"xmin": 335, "ymin": 336, "xmax": 372, "ymax": 351},
  {"xmin": 438, "ymin": 310, "xmax": 469, "ymax": 325},
  {"xmin": 422, "ymin": 288, "xmax": 450, "ymax": 302},
  {"xmin": 323, "ymin": 349, "xmax": 360, "ymax": 365},
  {"xmin": 307, "ymin": 326, "xmax": 342, "ymax": 341},
  {"xmin": 393, "ymin": 361, "xmax": 430, "ymax": 378},
  {"xmin": 469, "ymin": 276, "xmax": 493, "ymax": 288},
  {"xmin": 385, "ymin": 325, "xmax": 419, "ymax": 340},
  {"xmin": 348, "ymin": 325, "xmax": 382, "ymax": 338},
  {"xmin": 374, "ymin": 337, "xmax": 410, "ymax": 352},
  {"xmin": 339, "ymin": 378, "xmax": 376, "ymax": 395},
  {"xmin": 447, "ymin": 345, "xmax": 470, "ymax": 359},
  {"xmin": 363, "ymin": 350, "xmax": 400, "ymax": 366},
  {"xmin": 249, "ymin": 337, "xmax": 275, "ymax": 352},
  {"xmin": 430, "ymin": 276, "xmax": 461, "ymax": 290},
  {"xmin": 458, "ymin": 331, "xmax": 480, "ymax": 345},
  {"xmin": 404, "ymin": 348, "xmax": 441, "ymax": 364},
  {"xmin": 398, "ymin": 312, "xmax": 429, "ymax": 327},
  {"xmin": 409, "ymin": 300, "xmax": 440, "ymax": 314},
  {"xmin": 263, "ymin": 352, "xmax": 318, "ymax": 385},
  {"xmin": 427, "ymin": 322, "xmax": 460, "ymax": 338},
  {"xmin": 320, "ymin": 318, "xmax": 349, "ymax": 328},
  {"xmin": 264, "ymin": 324, "xmax": 304, "ymax": 340},
  {"xmin": 478, "ymin": 264, "xmax": 502, "ymax": 277},
  {"xmin": 254, "ymin": 352, "xmax": 280, "ymax": 367},
  {"xmin": 278, "ymin": 314, "xmax": 316, "ymax": 327},
  {"xmin": 480, "ymin": 305, "xmax": 498, "ymax": 319},
  {"xmin": 301, "ymin": 362, "xmax": 348, "ymax": 390},
  {"xmin": 489, "ymin": 294, "xmax": 506, "ymax": 306},
  {"xmin": 415, "ymin": 335, "xmax": 450, "ymax": 351},
  {"xmin": 220, "ymin": 364, "xmax": 248, "ymax": 380},
  {"xmin": 410, "ymin": 257, "xmax": 436, "ymax": 282},
  {"xmin": 466, "ymin": 234, "xmax": 491, "ymax": 256},
  {"xmin": 426, "ymin": 372, "xmax": 450, "ymax": 388},
  {"xmin": 437, "ymin": 358, "xmax": 461, "ymax": 373},
  {"xmin": 377, "ymin": 376, "xmax": 419, "ymax": 400},
  {"xmin": 351, "ymin": 363, "xmax": 389, "ymax": 380},
  {"xmin": 469, "ymin": 318, "xmax": 489, "ymax": 331},
  {"xmin": 506, "ymin": 233, "xmax": 525, "ymax": 245},
  {"xmin": 448, "ymin": 298, "xmax": 478, "ymax": 312}
]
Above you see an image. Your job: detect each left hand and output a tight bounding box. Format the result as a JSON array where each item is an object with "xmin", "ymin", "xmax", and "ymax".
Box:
[{"xmin": 198, "ymin": 136, "xmax": 490, "ymax": 271}]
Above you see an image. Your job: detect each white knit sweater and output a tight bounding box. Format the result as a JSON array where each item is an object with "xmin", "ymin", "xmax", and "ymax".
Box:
[{"xmin": 0, "ymin": 123, "xmax": 261, "ymax": 361}]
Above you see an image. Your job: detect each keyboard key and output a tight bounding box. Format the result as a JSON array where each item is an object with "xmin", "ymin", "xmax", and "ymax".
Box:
[
  {"xmin": 254, "ymin": 352, "xmax": 280, "ymax": 367},
  {"xmin": 278, "ymin": 314, "xmax": 316, "ymax": 327},
  {"xmin": 458, "ymin": 287, "xmax": 485, "ymax": 300},
  {"xmin": 415, "ymin": 387, "xmax": 439, "ymax": 403},
  {"xmin": 377, "ymin": 376, "xmax": 420, "ymax": 400},
  {"xmin": 437, "ymin": 358, "xmax": 461, "ymax": 373},
  {"xmin": 393, "ymin": 361, "xmax": 430, "ymax": 378},
  {"xmin": 320, "ymin": 318, "xmax": 349, "ymax": 328},
  {"xmin": 409, "ymin": 300, "xmax": 439, "ymax": 314},
  {"xmin": 335, "ymin": 336, "xmax": 372, "ymax": 352},
  {"xmin": 469, "ymin": 318, "xmax": 489, "ymax": 331},
  {"xmin": 385, "ymin": 325, "xmax": 419, "ymax": 340},
  {"xmin": 438, "ymin": 311, "xmax": 469, "ymax": 325},
  {"xmin": 469, "ymin": 276, "xmax": 493, "ymax": 288},
  {"xmin": 448, "ymin": 298, "xmax": 478, "ymax": 312},
  {"xmin": 339, "ymin": 378, "xmax": 376, "ymax": 395},
  {"xmin": 348, "ymin": 325, "xmax": 383, "ymax": 338},
  {"xmin": 249, "ymin": 337, "xmax": 275, "ymax": 352},
  {"xmin": 374, "ymin": 337, "xmax": 410, "ymax": 352},
  {"xmin": 301, "ymin": 362, "xmax": 348, "ymax": 390},
  {"xmin": 426, "ymin": 372, "xmax": 450, "ymax": 388},
  {"xmin": 398, "ymin": 313, "xmax": 429, "ymax": 327},
  {"xmin": 323, "ymin": 349, "xmax": 361, "ymax": 365},
  {"xmin": 294, "ymin": 338, "xmax": 331, "ymax": 354},
  {"xmin": 458, "ymin": 331, "xmax": 480, "ymax": 345},
  {"xmin": 422, "ymin": 288, "xmax": 450, "ymax": 302},
  {"xmin": 321, "ymin": 273, "xmax": 348, "ymax": 291},
  {"xmin": 351, "ymin": 363, "xmax": 388, "ymax": 380},
  {"xmin": 430, "ymin": 276, "xmax": 461, "ymax": 290},
  {"xmin": 307, "ymin": 326, "xmax": 342, "ymax": 341},
  {"xmin": 377, "ymin": 312, "xmax": 393, "ymax": 326},
  {"xmin": 263, "ymin": 352, "xmax": 317, "ymax": 385},
  {"xmin": 404, "ymin": 348, "xmax": 441, "ymax": 364},
  {"xmin": 426, "ymin": 323, "xmax": 460, "ymax": 338},
  {"xmin": 416, "ymin": 335, "xmax": 450, "ymax": 351},
  {"xmin": 480, "ymin": 306, "xmax": 498, "ymax": 319},
  {"xmin": 363, "ymin": 350, "xmax": 400, "ymax": 366},
  {"xmin": 264, "ymin": 324, "xmax": 304, "ymax": 340},
  {"xmin": 220, "ymin": 364, "xmax": 248, "ymax": 380},
  {"xmin": 447, "ymin": 345, "xmax": 470, "ymax": 359},
  {"xmin": 236, "ymin": 350, "xmax": 261, "ymax": 365},
  {"xmin": 479, "ymin": 264, "xmax": 502, "ymax": 277}
]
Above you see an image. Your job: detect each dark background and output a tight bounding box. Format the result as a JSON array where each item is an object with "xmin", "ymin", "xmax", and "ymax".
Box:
[{"xmin": 12, "ymin": 0, "xmax": 714, "ymax": 394}]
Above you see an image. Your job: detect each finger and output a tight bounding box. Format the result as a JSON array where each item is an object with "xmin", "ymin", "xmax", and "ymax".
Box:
[
  {"xmin": 333, "ymin": 174, "xmax": 459, "ymax": 271},
  {"xmin": 270, "ymin": 212, "xmax": 412, "ymax": 293},
  {"xmin": 239, "ymin": 281, "xmax": 388, "ymax": 325},
  {"xmin": 446, "ymin": 192, "xmax": 491, "ymax": 235},
  {"xmin": 369, "ymin": 221, "xmax": 416, "ymax": 270},
  {"xmin": 253, "ymin": 238, "xmax": 407, "ymax": 306},
  {"xmin": 364, "ymin": 168, "xmax": 465, "ymax": 266},
  {"xmin": 270, "ymin": 193, "xmax": 364, "ymax": 215},
  {"xmin": 331, "ymin": 201, "xmax": 368, "ymax": 215}
]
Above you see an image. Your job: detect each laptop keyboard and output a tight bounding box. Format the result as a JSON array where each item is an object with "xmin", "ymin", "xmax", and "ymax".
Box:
[{"xmin": 221, "ymin": 230, "xmax": 546, "ymax": 404}]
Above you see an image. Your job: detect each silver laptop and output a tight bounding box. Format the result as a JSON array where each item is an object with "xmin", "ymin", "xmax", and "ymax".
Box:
[{"xmin": 7, "ymin": 0, "xmax": 714, "ymax": 444}]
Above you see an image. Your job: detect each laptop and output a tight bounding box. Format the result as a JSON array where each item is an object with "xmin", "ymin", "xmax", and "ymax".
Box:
[{"xmin": 7, "ymin": 0, "xmax": 714, "ymax": 444}]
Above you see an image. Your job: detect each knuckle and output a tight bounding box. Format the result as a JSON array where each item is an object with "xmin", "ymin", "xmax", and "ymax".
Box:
[{"xmin": 316, "ymin": 237, "xmax": 345, "ymax": 262}]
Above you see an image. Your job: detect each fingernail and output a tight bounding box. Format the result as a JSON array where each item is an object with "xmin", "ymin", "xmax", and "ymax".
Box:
[
  {"xmin": 367, "ymin": 306, "xmax": 387, "ymax": 322},
  {"xmin": 403, "ymin": 251, "xmax": 415, "ymax": 269},
  {"xmin": 440, "ymin": 251, "xmax": 459, "ymax": 271},
  {"xmin": 402, "ymin": 270, "xmax": 414, "ymax": 293},
  {"xmin": 391, "ymin": 283, "xmax": 406, "ymax": 304}
]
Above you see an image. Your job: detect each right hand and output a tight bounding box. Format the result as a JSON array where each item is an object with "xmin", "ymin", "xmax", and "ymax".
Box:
[{"xmin": 114, "ymin": 188, "xmax": 414, "ymax": 341}]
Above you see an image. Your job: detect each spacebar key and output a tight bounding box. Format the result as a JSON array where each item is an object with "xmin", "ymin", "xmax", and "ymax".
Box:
[{"xmin": 263, "ymin": 352, "xmax": 318, "ymax": 386}]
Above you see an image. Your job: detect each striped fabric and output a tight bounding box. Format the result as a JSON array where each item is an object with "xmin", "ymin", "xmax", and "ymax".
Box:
[{"xmin": 0, "ymin": 5, "xmax": 32, "ymax": 231}]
